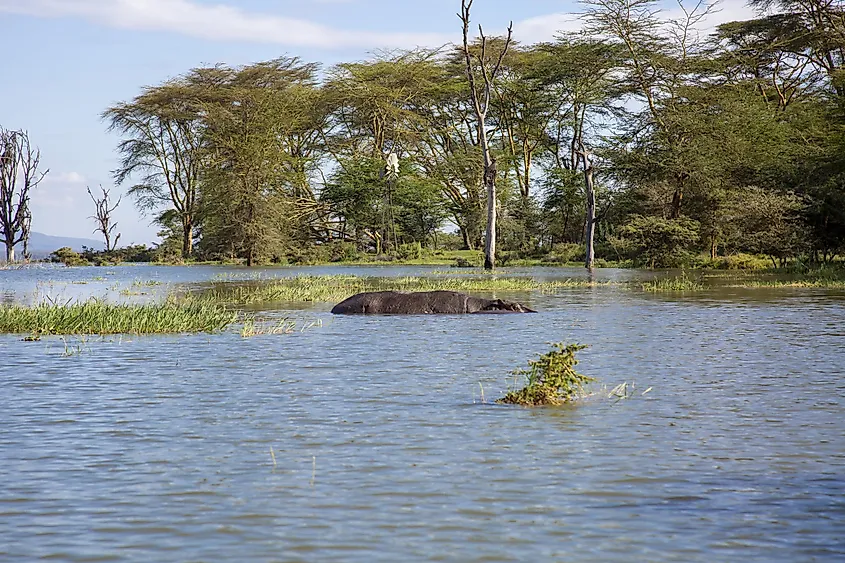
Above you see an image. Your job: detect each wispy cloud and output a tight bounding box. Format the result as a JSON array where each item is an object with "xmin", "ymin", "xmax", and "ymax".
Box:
[
  {"xmin": 0, "ymin": 0, "xmax": 451, "ymax": 49},
  {"xmin": 33, "ymin": 171, "xmax": 87, "ymax": 212},
  {"xmin": 510, "ymin": 0, "xmax": 758, "ymax": 45},
  {"xmin": 46, "ymin": 171, "xmax": 86, "ymax": 185},
  {"xmin": 0, "ymin": 0, "xmax": 760, "ymax": 51}
]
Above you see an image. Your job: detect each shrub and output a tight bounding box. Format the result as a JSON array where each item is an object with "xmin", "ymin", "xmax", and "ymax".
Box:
[
  {"xmin": 396, "ymin": 242, "xmax": 423, "ymax": 261},
  {"xmin": 701, "ymin": 253, "xmax": 770, "ymax": 270},
  {"xmin": 547, "ymin": 242, "xmax": 584, "ymax": 263},
  {"xmin": 616, "ymin": 215, "xmax": 700, "ymax": 268},
  {"xmin": 287, "ymin": 244, "xmax": 332, "ymax": 265},
  {"xmin": 49, "ymin": 247, "xmax": 89, "ymax": 266},
  {"xmin": 498, "ymin": 343, "xmax": 594, "ymax": 406},
  {"xmin": 331, "ymin": 242, "xmax": 361, "ymax": 262}
]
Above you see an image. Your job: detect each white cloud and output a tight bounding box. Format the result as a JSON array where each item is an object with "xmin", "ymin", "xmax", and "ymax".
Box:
[
  {"xmin": 663, "ymin": 0, "xmax": 759, "ymax": 37},
  {"xmin": 0, "ymin": 0, "xmax": 760, "ymax": 52},
  {"xmin": 510, "ymin": 0, "xmax": 759, "ymax": 45},
  {"xmin": 46, "ymin": 171, "xmax": 86, "ymax": 185},
  {"xmin": 31, "ymin": 171, "xmax": 87, "ymax": 220},
  {"xmin": 0, "ymin": 0, "xmax": 451, "ymax": 49},
  {"xmin": 513, "ymin": 13, "xmax": 582, "ymax": 44}
]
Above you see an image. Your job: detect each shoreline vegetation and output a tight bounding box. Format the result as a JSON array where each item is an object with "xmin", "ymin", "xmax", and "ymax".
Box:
[
  {"xmin": 2, "ymin": 266, "xmax": 845, "ymax": 335},
  {"xmin": 32, "ymin": 246, "xmax": 841, "ymax": 271},
  {"xmin": 2, "ymin": 0, "xmax": 843, "ymax": 308},
  {"xmin": 197, "ymin": 275, "xmax": 610, "ymax": 305}
]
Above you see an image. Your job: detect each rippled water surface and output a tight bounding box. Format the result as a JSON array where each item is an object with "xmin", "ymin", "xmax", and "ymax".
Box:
[{"xmin": 1, "ymin": 265, "xmax": 844, "ymax": 561}]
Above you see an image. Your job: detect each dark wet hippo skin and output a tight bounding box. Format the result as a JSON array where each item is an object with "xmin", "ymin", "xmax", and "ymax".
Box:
[{"xmin": 330, "ymin": 290, "xmax": 537, "ymax": 315}]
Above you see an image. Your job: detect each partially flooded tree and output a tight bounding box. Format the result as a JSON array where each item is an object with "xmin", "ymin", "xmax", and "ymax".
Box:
[
  {"xmin": 459, "ymin": 0, "xmax": 513, "ymax": 270},
  {"xmin": 0, "ymin": 127, "xmax": 48, "ymax": 262},
  {"xmin": 88, "ymin": 185, "xmax": 121, "ymax": 252},
  {"xmin": 534, "ymin": 39, "xmax": 621, "ymax": 268}
]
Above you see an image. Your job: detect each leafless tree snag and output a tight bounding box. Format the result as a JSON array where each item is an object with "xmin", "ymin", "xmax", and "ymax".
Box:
[
  {"xmin": 0, "ymin": 127, "xmax": 48, "ymax": 262},
  {"xmin": 459, "ymin": 0, "xmax": 512, "ymax": 270},
  {"xmin": 88, "ymin": 185, "xmax": 122, "ymax": 252}
]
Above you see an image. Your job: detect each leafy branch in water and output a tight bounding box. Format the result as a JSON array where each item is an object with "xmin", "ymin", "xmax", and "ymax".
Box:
[{"xmin": 498, "ymin": 343, "xmax": 594, "ymax": 406}]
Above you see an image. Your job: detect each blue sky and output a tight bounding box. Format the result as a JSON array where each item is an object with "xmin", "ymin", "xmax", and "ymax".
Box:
[{"xmin": 0, "ymin": 0, "xmax": 753, "ymax": 245}]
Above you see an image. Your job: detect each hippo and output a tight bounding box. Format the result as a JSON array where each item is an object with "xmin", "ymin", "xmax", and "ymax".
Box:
[{"xmin": 330, "ymin": 290, "xmax": 537, "ymax": 315}]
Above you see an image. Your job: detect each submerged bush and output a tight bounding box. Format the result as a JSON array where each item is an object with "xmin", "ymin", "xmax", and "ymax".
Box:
[{"xmin": 498, "ymin": 343, "xmax": 594, "ymax": 406}]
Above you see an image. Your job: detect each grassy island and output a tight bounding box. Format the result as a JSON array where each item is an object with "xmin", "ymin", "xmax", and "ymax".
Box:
[{"xmin": 0, "ymin": 299, "xmax": 236, "ymax": 335}]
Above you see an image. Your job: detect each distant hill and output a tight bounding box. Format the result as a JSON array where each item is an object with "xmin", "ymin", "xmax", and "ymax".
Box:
[{"xmin": 13, "ymin": 232, "xmax": 104, "ymax": 259}]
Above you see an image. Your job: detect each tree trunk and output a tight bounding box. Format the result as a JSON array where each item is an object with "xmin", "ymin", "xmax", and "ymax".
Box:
[
  {"xmin": 710, "ymin": 237, "xmax": 718, "ymax": 261},
  {"xmin": 670, "ymin": 175, "xmax": 685, "ymax": 219},
  {"xmin": 584, "ymin": 164, "xmax": 596, "ymax": 269},
  {"xmin": 670, "ymin": 189, "xmax": 682, "ymax": 218},
  {"xmin": 5, "ymin": 242, "xmax": 14, "ymax": 263},
  {"xmin": 459, "ymin": 225, "xmax": 471, "ymax": 250},
  {"xmin": 483, "ymin": 156, "xmax": 496, "ymax": 271},
  {"xmin": 182, "ymin": 216, "xmax": 193, "ymax": 258},
  {"xmin": 562, "ymin": 210, "xmax": 570, "ymax": 243}
]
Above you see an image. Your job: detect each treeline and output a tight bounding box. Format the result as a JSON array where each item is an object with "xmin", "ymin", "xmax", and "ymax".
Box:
[{"xmin": 104, "ymin": 0, "xmax": 845, "ymax": 267}]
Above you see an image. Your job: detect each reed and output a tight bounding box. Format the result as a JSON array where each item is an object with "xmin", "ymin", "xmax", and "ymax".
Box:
[
  {"xmin": 199, "ymin": 275, "xmax": 604, "ymax": 304},
  {"xmin": 640, "ymin": 273, "xmax": 703, "ymax": 292},
  {"xmin": 0, "ymin": 298, "xmax": 236, "ymax": 335},
  {"xmin": 240, "ymin": 317, "xmax": 296, "ymax": 337},
  {"xmin": 729, "ymin": 278, "xmax": 845, "ymax": 289}
]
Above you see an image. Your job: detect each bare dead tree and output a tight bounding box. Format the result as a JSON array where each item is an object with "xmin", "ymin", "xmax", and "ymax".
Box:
[
  {"xmin": 0, "ymin": 127, "xmax": 48, "ymax": 262},
  {"xmin": 88, "ymin": 185, "xmax": 122, "ymax": 252},
  {"xmin": 459, "ymin": 0, "xmax": 512, "ymax": 270},
  {"xmin": 21, "ymin": 206, "xmax": 32, "ymax": 262}
]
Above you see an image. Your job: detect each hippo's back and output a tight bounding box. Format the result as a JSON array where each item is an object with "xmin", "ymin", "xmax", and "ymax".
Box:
[{"xmin": 331, "ymin": 290, "xmax": 470, "ymax": 314}]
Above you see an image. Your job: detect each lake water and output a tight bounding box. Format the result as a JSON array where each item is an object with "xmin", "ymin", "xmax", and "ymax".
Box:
[{"xmin": 1, "ymin": 265, "xmax": 844, "ymax": 561}]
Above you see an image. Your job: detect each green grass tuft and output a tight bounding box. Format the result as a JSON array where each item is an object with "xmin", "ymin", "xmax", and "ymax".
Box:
[
  {"xmin": 0, "ymin": 298, "xmax": 236, "ymax": 335},
  {"xmin": 640, "ymin": 273, "xmax": 703, "ymax": 292},
  {"xmin": 199, "ymin": 275, "xmax": 604, "ymax": 305}
]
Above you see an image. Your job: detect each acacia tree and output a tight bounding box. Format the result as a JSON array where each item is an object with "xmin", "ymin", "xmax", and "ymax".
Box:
[
  {"xmin": 104, "ymin": 83, "xmax": 204, "ymax": 258},
  {"xmin": 459, "ymin": 0, "xmax": 513, "ymax": 270},
  {"xmin": 196, "ymin": 58, "xmax": 321, "ymax": 266},
  {"xmin": 324, "ymin": 51, "xmax": 443, "ymax": 252},
  {"xmin": 535, "ymin": 39, "xmax": 620, "ymax": 268},
  {"xmin": 0, "ymin": 128, "xmax": 48, "ymax": 262},
  {"xmin": 88, "ymin": 185, "xmax": 121, "ymax": 252},
  {"xmin": 583, "ymin": 0, "xmax": 716, "ymax": 219},
  {"xmin": 405, "ymin": 54, "xmax": 487, "ymax": 250},
  {"xmin": 714, "ymin": 0, "xmax": 845, "ymax": 260},
  {"xmin": 491, "ymin": 46, "xmax": 555, "ymax": 202}
]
